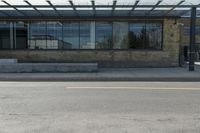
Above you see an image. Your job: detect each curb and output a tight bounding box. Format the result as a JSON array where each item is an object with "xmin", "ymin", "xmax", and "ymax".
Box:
[{"xmin": 0, "ymin": 76, "xmax": 200, "ymax": 82}]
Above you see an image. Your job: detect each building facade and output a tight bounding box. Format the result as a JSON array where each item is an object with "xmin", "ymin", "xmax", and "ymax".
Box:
[{"xmin": 0, "ymin": 1, "xmax": 199, "ymax": 68}]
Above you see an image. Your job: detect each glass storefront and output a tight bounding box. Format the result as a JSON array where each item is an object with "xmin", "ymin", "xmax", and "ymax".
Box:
[{"xmin": 0, "ymin": 21, "xmax": 163, "ymax": 50}]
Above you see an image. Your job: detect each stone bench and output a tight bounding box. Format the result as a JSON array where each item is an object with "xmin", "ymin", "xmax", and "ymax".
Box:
[{"xmin": 0, "ymin": 63, "xmax": 98, "ymax": 73}]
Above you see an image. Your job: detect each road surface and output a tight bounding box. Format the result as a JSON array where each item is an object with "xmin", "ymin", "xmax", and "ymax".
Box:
[{"xmin": 0, "ymin": 82, "xmax": 200, "ymax": 133}]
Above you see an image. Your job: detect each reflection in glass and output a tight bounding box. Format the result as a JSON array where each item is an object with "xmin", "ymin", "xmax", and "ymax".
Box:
[
  {"xmin": 113, "ymin": 22, "xmax": 129, "ymax": 49},
  {"xmin": 46, "ymin": 22, "xmax": 63, "ymax": 49},
  {"xmin": 95, "ymin": 22, "xmax": 112, "ymax": 49},
  {"xmin": 129, "ymin": 22, "xmax": 162, "ymax": 49},
  {"xmin": 80, "ymin": 22, "xmax": 95, "ymax": 49},
  {"xmin": 15, "ymin": 22, "xmax": 27, "ymax": 49},
  {"xmin": 63, "ymin": 22, "xmax": 79, "ymax": 49},
  {"xmin": 146, "ymin": 23, "xmax": 162, "ymax": 49},
  {"xmin": 129, "ymin": 23, "xmax": 146, "ymax": 49},
  {"xmin": 29, "ymin": 22, "xmax": 47, "ymax": 49}
]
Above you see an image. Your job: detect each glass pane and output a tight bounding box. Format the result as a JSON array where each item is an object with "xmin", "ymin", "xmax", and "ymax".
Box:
[
  {"xmin": 29, "ymin": 22, "xmax": 47, "ymax": 49},
  {"xmin": 129, "ymin": 23, "xmax": 146, "ymax": 49},
  {"xmin": 16, "ymin": 22, "xmax": 27, "ymax": 49},
  {"xmin": 0, "ymin": 22, "xmax": 11, "ymax": 49},
  {"xmin": 63, "ymin": 22, "xmax": 79, "ymax": 49},
  {"xmin": 95, "ymin": 22, "xmax": 112, "ymax": 49},
  {"xmin": 46, "ymin": 22, "xmax": 63, "ymax": 49},
  {"xmin": 80, "ymin": 22, "xmax": 95, "ymax": 49},
  {"xmin": 113, "ymin": 22, "xmax": 129, "ymax": 49},
  {"xmin": 146, "ymin": 23, "xmax": 162, "ymax": 49}
]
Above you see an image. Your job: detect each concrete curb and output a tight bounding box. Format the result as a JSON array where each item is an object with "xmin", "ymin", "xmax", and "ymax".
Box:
[{"xmin": 0, "ymin": 76, "xmax": 200, "ymax": 82}]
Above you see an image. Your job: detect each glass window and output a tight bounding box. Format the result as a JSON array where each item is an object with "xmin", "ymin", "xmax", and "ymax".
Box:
[
  {"xmin": 80, "ymin": 22, "xmax": 95, "ymax": 49},
  {"xmin": 0, "ymin": 22, "xmax": 11, "ymax": 49},
  {"xmin": 129, "ymin": 22, "xmax": 162, "ymax": 50},
  {"xmin": 129, "ymin": 23, "xmax": 146, "ymax": 49},
  {"xmin": 146, "ymin": 23, "xmax": 162, "ymax": 49},
  {"xmin": 29, "ymin": 22, "xmax": 47, "ymax": 49},
  {"xmin": 95, "ymin": 22, "xmax": 113, "ymax": 49},
  {"xmin": 15, "ymin": 22, "xmax": 28, "ymax": 49},
  {"xmin": 46, "ymin": 22, "xmax": 63, "ymax": 49},
  {"xmin": 63, "ymin": 22, "xmax": 79, "ymax": 49},
  {"xmin": 113, "ymin": 22, "xmax": 129, "ymax": 49}
]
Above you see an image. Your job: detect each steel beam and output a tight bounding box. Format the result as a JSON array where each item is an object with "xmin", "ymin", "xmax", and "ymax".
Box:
[
  {"xmin": 2, "ymin": 0, "xmax": 27, "ymax": 16},
  {"xmin": 91, "ymin": 0, "xmax": 96, "ymax": 16},
  {"xmin": 164, "ymin": 0, "xmax": 185, "ymax": 15},
  {"xmin": 129, "ymin": 0, "xmax": 139, "ymax": 15},
  {"xmin": 147, "ymin": 0, "xmax": 162, "ymax": 15},
  {"xmin": 189, "ymin": 6, "xmax": 196, "ymax": 71},
  {"xmin": 69, "ymin": 0, "xmax": 78, "ymax": 15},
  {"xmin": 24, "ymin": 0, "xmax": 44, "ymax": 16},
  {"xmin": 46, "ymin": 0, "xmax": 62, "ymax": 17},
  {"xmin": 112, "ymin": 0, "xmax": 117, "ymax": 15}
]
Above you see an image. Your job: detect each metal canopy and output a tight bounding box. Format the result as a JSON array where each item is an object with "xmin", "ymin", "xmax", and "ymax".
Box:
[
  {"xmin": 69, "ymin": 0, "xmax": 78, "ymax": 16},
  {"xmin": 46, "ymin": 0, "xmax": 62, "ymax": 17},
  {"xmin": 0, "ymin": 0, "xmax": 199, "ymax": 18},
  {"xmin": 24, "ymin": 0, "xmax": 44, "ymax": 16}
]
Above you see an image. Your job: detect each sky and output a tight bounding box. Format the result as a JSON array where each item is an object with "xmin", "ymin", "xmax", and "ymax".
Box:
[{"xmin": 0, "ymin": 0, "xmax": 199, "ymax": 5}]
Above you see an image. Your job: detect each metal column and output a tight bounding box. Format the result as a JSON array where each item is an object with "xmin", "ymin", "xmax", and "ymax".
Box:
[{"xmin": 189, "ymin": 6, "xmax": 196, "ymax": 71}]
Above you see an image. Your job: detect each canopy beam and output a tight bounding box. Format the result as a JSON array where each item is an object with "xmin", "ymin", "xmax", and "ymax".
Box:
[
  {"xmin": 69, "ymin": 0, "xmax": 78, "ymax": 16},
  {"xmin": 2, "ymin": 0, "xmax": 27, "ymax": 16},
  {"xmin": 112, "ymin": 0, "xmax": 117, "ymax": 16},
  {"xmin": 147, "ymin": 0, "xmax": 162, "ymax": 15},
  {"xmin": 46, "ymin": 0, "xmax": 62, "ymax": 17},
  {"xmin": 91, "ymin": 0, "xmax": 96, "ymax": 16},
  {"xmin": 129, "ymin": 0, "xmax": 140, "ymax": 15},
  {"xmin": 164, "ymin": 0, "xmax": 185, "ymax": 15},
  {"xmin": 24, "ymin": 0, "xmax": 44, "ymax": 16}
]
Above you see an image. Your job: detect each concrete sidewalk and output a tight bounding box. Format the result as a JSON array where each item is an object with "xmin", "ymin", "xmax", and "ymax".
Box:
[{"xmin": 0, "ymin": 66, "xmax": 200, "ymax": 81}]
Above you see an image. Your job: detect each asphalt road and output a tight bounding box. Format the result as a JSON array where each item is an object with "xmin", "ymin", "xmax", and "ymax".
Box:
[{"xmin": 0, "ymin": 82, "xmax": 200, "ymax": 133}]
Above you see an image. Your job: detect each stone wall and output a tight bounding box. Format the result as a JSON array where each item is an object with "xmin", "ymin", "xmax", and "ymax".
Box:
[{"xmin": 0, "ymin": 19, "xmax": 180, "ymax": 68}]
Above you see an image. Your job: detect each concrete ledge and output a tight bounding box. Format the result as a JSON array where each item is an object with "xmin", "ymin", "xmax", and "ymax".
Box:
[
  {"xmin": 0, "ymin": 63, "xmax": 98, "ymax": 73},
  {"xmin": 0, "ymin": 59, "xmax": 17, "ymax": 64},
  {"xmin": 0, "ymin": 67, "xmax": 200, "ymax": 81}
]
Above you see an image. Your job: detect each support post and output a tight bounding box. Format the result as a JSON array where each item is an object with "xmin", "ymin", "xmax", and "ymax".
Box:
[{"xmin": 189, "ymin": 6, "xmax": 196, "ymax": 71}]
